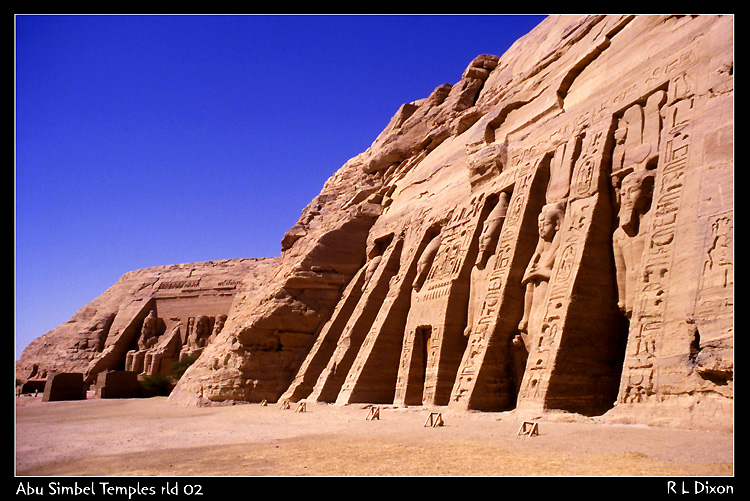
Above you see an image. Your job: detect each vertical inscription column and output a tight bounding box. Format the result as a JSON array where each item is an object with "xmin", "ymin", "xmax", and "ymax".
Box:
[
  {"xmin": 515, "ymin": 122, "xmax": 610, "ymax": 414},
  {"xmin": 616, "ymin": 74, "xmax": 696, "ymax": 405},
  {"xmin": 515, "ymin": 196, "xmax": 596, "ymax": 412}
]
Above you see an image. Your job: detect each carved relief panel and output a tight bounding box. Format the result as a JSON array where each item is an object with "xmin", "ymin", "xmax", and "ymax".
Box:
[
  {"xmin": 617, "ymin": 72, "xmax": 697, "ymax": 405},
  {"xmin": 516, "ymin": 195, "xmax": 598, "ymax": 408},
  {"xmin": 395, "ymin": 195, "xmax": 490, "ymax": 406},
  {"xmin": 449, "ymin": 157, "xmax": 543, "ymax": 410}
]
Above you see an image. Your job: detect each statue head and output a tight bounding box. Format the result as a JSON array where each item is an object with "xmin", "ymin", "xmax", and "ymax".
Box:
[
  {"xmin": 213, "ymin": 314, "xmax": 227, "ymax": 333},
  {"xmin": 192, "ymin": 315, "xmax": 210, "ymax": 347},
  {"xmin": 618, "ymin": 170, "xmax": 655, "ymax": 237},
  {"xmin": 141, "ymin": 310, "xmax": 157, "ymax": 337},
  {"xmin": 195, "ymin": 315, "xmax": 209, "ymax": 334},
  {"xmin": 538, "ymin": 203, "xmax": 564, "ymax": 242}
]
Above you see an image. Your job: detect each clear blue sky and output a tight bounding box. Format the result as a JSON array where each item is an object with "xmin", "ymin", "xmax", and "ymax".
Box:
[{"xmin": 15, "ymin": 14, "xmax": 547, "ymax": 360}]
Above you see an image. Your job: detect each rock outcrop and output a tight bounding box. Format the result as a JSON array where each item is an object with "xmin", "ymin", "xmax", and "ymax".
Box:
[
  {"xmin": 18, "ymin": 15, "xmax": 733, "ymax": 431},
  {"xmin": 16, "ymin": 258, "xmax": 277, "ymax": 386}
]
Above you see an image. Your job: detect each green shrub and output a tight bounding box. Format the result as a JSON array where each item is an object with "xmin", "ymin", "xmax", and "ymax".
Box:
[
  {"xmin": 136, "ymin": 353, "xmax": 200, "ymax": 397},
  {"xmin": 138, "ymin": 374, "xmax": 172, "ymax": 396}
]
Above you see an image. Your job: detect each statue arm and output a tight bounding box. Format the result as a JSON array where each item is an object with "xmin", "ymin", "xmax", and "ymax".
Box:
[
  {"xmin": 521, "ymin": 249, "xmax": 541, "ymax": 285},
  {"xmin": 523, "ymin": 265, "xmax": 553, "ymax": 283}
]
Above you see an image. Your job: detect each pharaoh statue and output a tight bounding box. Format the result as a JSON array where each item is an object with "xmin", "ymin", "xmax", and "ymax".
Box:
[
  {"xmin": 465, "ymin": 192, "xmax": 509, "ymax": 337},
  {"xmin": 363, "ymin": 255, "xmax": 383, "ymax": 291},
  {"xmin": 74, "ymin": 312, "xmax": 115, "ymax": 352},
  {"xmin": 612, "ymin": 170, "xmax": 655, "ymax": 317},
  {"xmin": 180, "ymin": 314, "xmax": 212, "ymax": 360},
  {"xmin": 361, "ymin": 235, "xmax": 393, "ymax": 292},
  {"xmin": 208, "ymin": 314, "xmax": 228, "ymax": 344},
  {"xmin": 125, "ymin": 310, "xmax": 159, "ymax": 373},
  {"xmin": 476, "ymin": 193, "xmax": 510, "ymax": 270},
  {"xmin": 511, "ymin": 203, "xmax": 564, "ymax": 394},
  {"xmin": 192, "ymin": 315, "xmax": 210, "ymax": 347},
  {"xmin": 139, "ymin": 310, "xmax": 158, "ymax": 350},
  {"xmin": 517, "ymin": 202, "xmax": 565, "ymax": 350},
  {"xmin": 143, "ymin": 323, "xmax": 183, "ymax": 376},
  {"xmin": 412, "ymin": 232, "xmax": 442, "ymax": 291}
]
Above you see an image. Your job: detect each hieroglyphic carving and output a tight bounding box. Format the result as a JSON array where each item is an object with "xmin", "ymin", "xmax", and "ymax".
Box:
[
  {"xmin": 424, "ymin": 196, "xmax": 485, "ymax": 285},
  {"xmin": 601, "ymin": 43, "xmax": 697, "ymax": 124},
  {"xmin": 643, "ymin": 45, "xmax": 698, "ymax": 93},
  {"xmin": 394, "ymin": 324, "xmax": 417, "ymax": 403},
  {"xmin": 394, "ymin": 196, "xmax": 488, "ymax": 405},
  {"xmin": 571, "ymin": 126, "xmax": 605, "ymax": 200},
  {"xmin": 449, "ymin": 160, "xmax": 539, "ymax": 408},
  {"xmin": 517, "ymin": 202, "xmax": 565, "ymax": 351},
  {"xmin": 613, "ymin": 171, "xmax": 656, "ymax": 316},
  {"xmin": 158, "ymin": 279, "xmax": 201, "ymax": 290},
  {"xmin": 618, "ymin": 73, "xmax": 696, "ymax": 404},
  {"xmin": 217, "ymin": 279, "xmax": 240, "ymax": 288},
  {"xmin": 516, "ymin": 196, "xmax": 597, "ymax": 408},
  {"xmin": 419, "ymin": 324, "xmax": 443, "ymax": 403},
  {"xmin": 699, "ymin": 214, "xmax": 733, "ymax": 292},
  {"xmin": 693, "ymin": 211, "xmax": 733, "ymax": 345}
]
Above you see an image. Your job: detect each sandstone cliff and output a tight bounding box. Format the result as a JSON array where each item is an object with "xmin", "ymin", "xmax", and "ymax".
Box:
[
  {"xmin": 18, "ymin": 15, "xmax": 733, "ymax": 431},
  {"xmin": 16, "ymin": 258, "xmax": 277, "ymax": 386}
]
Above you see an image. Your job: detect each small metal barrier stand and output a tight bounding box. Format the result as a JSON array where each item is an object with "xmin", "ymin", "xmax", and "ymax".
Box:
[
  {"xmin": 517, "ymin": 421, "xmax": 539, "ymax": 437},
  {"xmin": 424, "ymin": 412, "xmax": 444, "ymax": 428}
]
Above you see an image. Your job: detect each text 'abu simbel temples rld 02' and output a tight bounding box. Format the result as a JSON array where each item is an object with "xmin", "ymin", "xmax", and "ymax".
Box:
[{"xmin": 17, "ymin": 15, "xmax": 733, "ymax": 431}]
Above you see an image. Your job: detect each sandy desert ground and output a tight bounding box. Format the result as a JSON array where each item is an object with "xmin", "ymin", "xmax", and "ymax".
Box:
[{"xmin": 15, "ymin": 394, "xmax": 733, "ymax": 477}]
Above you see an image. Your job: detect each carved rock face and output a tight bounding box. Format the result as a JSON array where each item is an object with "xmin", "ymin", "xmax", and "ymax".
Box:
[
  {"xmin": 19, "ymin": 15, "xmax": 733, "ymax": 431},
  {"xmin": 16, "ymin": 258, "xmax": 278, "ymax": 385}
]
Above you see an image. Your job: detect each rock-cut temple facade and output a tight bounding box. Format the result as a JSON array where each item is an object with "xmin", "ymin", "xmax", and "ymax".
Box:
[{"xmin": 17, "ymin": 15, "xmax": 733, "ymax": 431}]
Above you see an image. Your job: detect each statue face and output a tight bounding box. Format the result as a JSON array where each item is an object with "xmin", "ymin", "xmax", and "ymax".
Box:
[
  {"xmin": 477, "ymin": 194, "xmax": 509, "ymax": 264},
  {"xmin": 620, "ymin": 177, "xmax": 644, "ymax": 212},
  {"xmin": 195, "ymin": 316, "xmax": 209, "ymax": 335},
  {"xmin": 538, "ymin": 210, "xmax": 560, "ymax": 241},
  {"xmin": 478, "ymin": 217, "xmax": 499, "ymax": 253},
  {"xmin": 618, "ymin": 172, "xmax": 654, "ymax": 234}
]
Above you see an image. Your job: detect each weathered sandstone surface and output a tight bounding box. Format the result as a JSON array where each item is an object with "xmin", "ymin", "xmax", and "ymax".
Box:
[
  {"xmin": 17, "ymin": 15, "xmax": 733, "ymax": 432},
  {"xmin": 16, "ymin": 258, "xmax": 277, "ymax": 386}
]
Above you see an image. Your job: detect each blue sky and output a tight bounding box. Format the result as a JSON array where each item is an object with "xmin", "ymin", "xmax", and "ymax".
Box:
[{"xmin": 15, "ymin": 14, "xmax": 547, "ymax": 360}]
